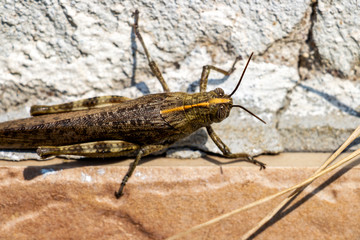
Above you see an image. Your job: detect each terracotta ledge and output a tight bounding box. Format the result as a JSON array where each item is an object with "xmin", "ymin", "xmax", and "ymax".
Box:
[{"xmin": 0, "ymin": 153, "xmax": 359, "ymax": 239}]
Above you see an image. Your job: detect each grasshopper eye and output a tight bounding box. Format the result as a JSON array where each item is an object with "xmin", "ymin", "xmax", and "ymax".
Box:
[
  {"xmin": 216, "ymin": 104, "xmax": 228, "ymax": 121},
  {"xmin": 214, "ymin": 88, "xmax": 224, "ymax": 97}
]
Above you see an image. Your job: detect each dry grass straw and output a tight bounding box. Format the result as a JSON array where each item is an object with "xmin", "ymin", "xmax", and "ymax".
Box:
[{"xmin": 168, "ymin": 125, "xmax": 360, "ymax": 240}]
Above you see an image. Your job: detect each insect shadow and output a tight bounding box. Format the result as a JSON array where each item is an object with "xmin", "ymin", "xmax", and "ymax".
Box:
[
  {"xmin": 22, "ymin": 149, "xmax": 252, "ymax": 181},
  {"xmin": 22, "ymin": 155, "xmax": 158, "ymax": 181},
  {"xmin": 187, "ymin": 74, "xmax": 233, "ymax": 93}
]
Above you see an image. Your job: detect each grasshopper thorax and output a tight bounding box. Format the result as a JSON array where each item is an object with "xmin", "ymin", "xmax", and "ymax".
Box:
[{"xmin": 181, "ymin": 88, "xmax": 233, "ymax": 127}]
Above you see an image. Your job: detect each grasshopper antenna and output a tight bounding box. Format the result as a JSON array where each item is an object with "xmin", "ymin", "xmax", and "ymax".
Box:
[
  {"xmin": 229, "ymin": 52, "xmax": 266, "ymax": 124},
  {"xmin": 232, "ymin": 105, "xmax": 266, "ymax": 124},
  {"xmin": 228, "ymin": 52, "xmax": 254, "ymax": 97}
]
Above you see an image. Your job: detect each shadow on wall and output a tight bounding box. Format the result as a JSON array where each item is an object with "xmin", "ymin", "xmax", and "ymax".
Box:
[
  {"xmin": 297, "ymin": 82, "xmax": 360, "ymax": 150},
  {"xmin": 297, "ymin": 83, "xmax": 360, "ymax": 118}
]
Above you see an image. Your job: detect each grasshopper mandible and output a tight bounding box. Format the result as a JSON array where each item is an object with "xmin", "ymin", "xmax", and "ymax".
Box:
[{"xmin": 0, "ymin": 10, "xmax": 265, "ymax": 198}]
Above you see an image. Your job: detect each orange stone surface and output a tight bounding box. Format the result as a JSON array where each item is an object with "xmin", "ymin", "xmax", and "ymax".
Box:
[{"xmin": 0, "ymin": 153, "xmax": 359, "ymax": 239}]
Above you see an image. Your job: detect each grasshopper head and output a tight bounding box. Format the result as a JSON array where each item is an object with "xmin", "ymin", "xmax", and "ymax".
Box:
[
  {"xmin": 207, "ymin": 88, "xmax": 232, "ymax": 123},
  {"xmin": 208, "ymin": 53, "xmax": 265, "ymax": 124}
]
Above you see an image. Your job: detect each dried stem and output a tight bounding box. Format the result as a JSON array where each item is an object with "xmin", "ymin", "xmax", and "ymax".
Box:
[
  {"xmin": 167, "ymin": 125, "xmax": 360, "ymax": 240},
  {"xmin": 241, "ymin": 125, "xmax": 360, "ymax": 239}
]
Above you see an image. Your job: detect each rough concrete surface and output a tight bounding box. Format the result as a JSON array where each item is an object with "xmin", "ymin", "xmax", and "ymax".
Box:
[
  {"xmin": 0, "ymin": 1, "xmax": 359, "ymax": 156},
  {"xmin": 0, "ymin": 153, "xmax": 360, "ymax": 239}
]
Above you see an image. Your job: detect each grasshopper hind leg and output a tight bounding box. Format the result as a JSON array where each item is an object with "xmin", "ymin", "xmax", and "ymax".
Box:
[
  {"xmin": 37, "ymin": 141, "xmax": 167, "ymax": 198},
  {"xmin": 30, "ymin": 96, "xmax": 131, "ymax": 116},
  {"xmin": 37, "ymin": 140, "xmax": 140, "ymax": 158}
]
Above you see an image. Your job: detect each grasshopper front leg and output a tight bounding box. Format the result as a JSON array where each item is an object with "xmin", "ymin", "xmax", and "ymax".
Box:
[
  {"xmin": 197, "ymin": 54, "xmax": 265, "ymax": 168},
  {"xmin": 199, "ymin": 56, "xmax": 242, "ymax": 92},
  {"xmin": 206, "ymin": 126, "xmax": 265, "ymax": 169}
]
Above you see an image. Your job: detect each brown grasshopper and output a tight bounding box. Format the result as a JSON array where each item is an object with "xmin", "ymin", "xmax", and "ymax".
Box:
[{"xmin": 0, "ymin": 10, "xmax": 265, "ymax": 198}]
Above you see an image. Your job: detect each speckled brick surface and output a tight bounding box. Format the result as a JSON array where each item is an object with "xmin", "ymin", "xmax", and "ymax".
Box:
[{"xmin": 1, "ymin": 154, "xmax": 359, "ymax": 239}]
